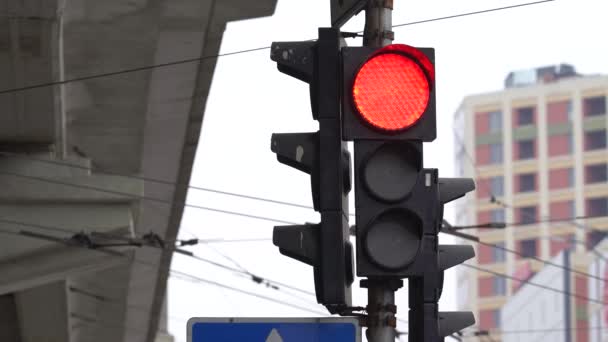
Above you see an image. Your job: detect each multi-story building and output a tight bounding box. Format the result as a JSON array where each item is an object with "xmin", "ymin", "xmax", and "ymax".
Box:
[
  {"xmin": 453, "ymin": 64, "xmax": 608, "ymax": 340},
  {"xmin": 588, "ymin": 237, "xmax": 608, "ymax": 342},
  {"xmin": 501, "ymin": 250, "xmax": 573, "ymax": 342}
]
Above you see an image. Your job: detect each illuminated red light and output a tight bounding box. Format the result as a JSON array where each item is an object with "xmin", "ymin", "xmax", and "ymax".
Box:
[{"xmin": 352, "ymin": 45, "xmax": 432, "ymax": 132}]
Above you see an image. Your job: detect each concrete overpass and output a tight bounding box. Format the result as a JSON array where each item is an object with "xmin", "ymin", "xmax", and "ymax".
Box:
[{"xmin": 0, "ymin": 0, "xmax": 277, "ymax": 341}]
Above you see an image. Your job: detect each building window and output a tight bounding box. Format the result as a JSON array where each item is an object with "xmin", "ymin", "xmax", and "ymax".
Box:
[
  {"xmin": 517, "ymin": 173, "xmax": 536, "ymax": 192},
  {"xmin": 519, "ymin": 239, "xmax": 538, "ymax": 258},
  {"xmin": 489, "ymin": 143, "xmax": 503, "ymax": 164},
  {"xmin": 587, "ymin": 231, "xmax": 607, "ymax": 250},
  {"xmin": 587, "ymin": 232, "xmax": 605, "ymax": 253},
  {"xmin": 493, "ymin": 242, "xmax": 506, "ymax": 263},
  {"xmin": 549, "ymin": 167, "xmax": 574, "ymax": 190},
  {"xmin": 569, "ymin": 168, "xmax": 576, "ymax": 186},
  {"xmin": 493, "ymin": 276, "xmax": 506, "ymax": 295},
  {"xmin": 518, "ymin": 206, "xmax": 538, "ymax": 224},
  {"xmin": 586, "ymin": 197, "xmax": 608, "ymax": 217},
  {"xmin": 585, "ymin": 130, "xmax": 607, "ymax": 151},
  {"xmin": 516, "ymin": 106, "xmax": 535, "ymax": 126},
  {"xmin": 490, "ymin": 208, "xmax": 505, "ymax": 223},
  {"xmin": 583, "ymin": 96, "xmax": 606, "ymax": 117},
  {"xmin": 478, "ymin": 176, "xmax": 504, "ymax": 199},
  {"xmin": 548, "ymin": 133, "xmax": 573, "ymax": 156},
  {"xmin": 585, "ymin": 163, "xmax": 607, "ymax": 183},
  {"xmin": 547, "ymin": 100, "xmax": 571, "ymax": 124},
  {"xmin": 550, "ymin": 200, "xmax": 575, "ymax": 220},
  {"xmin": 490, "ymin": 176, "xmax": 504, "ymax": 196},
  {"xmin": 517, "ymin": 139, "xmax": 535, "ymax": 159},
  {"xmin": 488, "ymin": 111, "xmax": 502, "ymax": 133},
  {"xmin": 493, "ymin": 310, "xmax": 501, "ymax": 328},
  {"xmin": 479, "ymin": 309, "xmax": 500, "ymax": 329},
  {"xmin": 475, "ymin": 112, "xmax": 488, "ymax": 135}
]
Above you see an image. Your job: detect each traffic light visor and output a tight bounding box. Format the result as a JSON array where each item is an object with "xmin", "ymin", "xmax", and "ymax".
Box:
[{"xmin": 352, "ymin": 44, "xmax": 433, "ymax": 132}]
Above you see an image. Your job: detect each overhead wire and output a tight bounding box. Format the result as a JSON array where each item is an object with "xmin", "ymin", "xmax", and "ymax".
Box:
[
  {"xmin": 463, "ymin": 263, "xmax": 606, "ymax": 305},
  {"xmin": 451, "ymin": 128, "xmax": 608, "ymax": 280},
  {"xmin": 4, "ymin": 162, "xmax": 605, "ymax": 285},
  {"xmin": 3, "ymin": 157, "xmax": 607, "ymax": 287},
  {"xmin": 0, "ymin": 219, "xmax": 328, "ymax": 316},
  {"xmin": 376, "ymin": 0, "xmax": 556, "ymax": 31},
  {"xmin": 0, "ymin": 152, "xmax": 315, "ymax": 212},
  {"xmin": 453, "ymin": 123, "xmax": 604, "ymax": 234},
  {"xmin": 0, "ymin": 218, "xmax": 316, "ymax": 299},
  {"xmin": 445, "ymin": 223, "xmax": 608, "ymax": 283},
  {"xmin": 0, "ymin": 0, "xmax": 557, "ymax": 97},
  {"xmin": 0, "ymin": 169, "xmax": 300, "ymax": 226}
]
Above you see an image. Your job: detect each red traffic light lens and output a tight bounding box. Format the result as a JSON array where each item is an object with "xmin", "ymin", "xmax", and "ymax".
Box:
[{"xmin": 352, "ymin": 45, "xmax": 432, "ymax": 132}]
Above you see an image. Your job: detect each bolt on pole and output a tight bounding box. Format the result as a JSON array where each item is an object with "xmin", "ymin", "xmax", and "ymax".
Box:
[{"xmin": 362, "ymin": 2, "xmax": 396, "ymax": 342}]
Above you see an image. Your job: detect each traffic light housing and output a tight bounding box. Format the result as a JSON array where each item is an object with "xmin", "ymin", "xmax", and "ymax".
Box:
[
  {"xmin": 270, "ymin": 28, "xmax": 353, "ymax": 313},
  {"xmin": 341, "ymin": 43, "xmax": 477, "ymax": 337},
  {"xmin": 341, "ymin": 44, "xmax": 438, "ymax": 278}
]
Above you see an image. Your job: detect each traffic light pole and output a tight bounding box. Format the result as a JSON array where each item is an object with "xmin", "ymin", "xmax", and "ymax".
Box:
[
  {"xmin": 363, "ymin": 0, "xmax": 393, "ymax": 48},
  {"xmin": 362, "ymin": 2, "xmax": 396, "ymax": 342},
  {"xmin": 363, "ymin": 278, "xmax": 401, "ymax": 342}
]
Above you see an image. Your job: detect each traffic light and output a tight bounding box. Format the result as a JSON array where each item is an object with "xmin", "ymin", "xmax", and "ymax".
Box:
[
  {"xmin": 407, "ymin": 179, "xmax": 477, "ymax": 341},
  {"xmin": 341, "ymin": 44, "xmax": 436, "ymax": 278},
  {"xmin": 270, "ymin": 28, "xmax": 353, "ymax": 313},
  {"xmin": 341, "ymin": 43, "xmax": 477, "ymax": 338}
]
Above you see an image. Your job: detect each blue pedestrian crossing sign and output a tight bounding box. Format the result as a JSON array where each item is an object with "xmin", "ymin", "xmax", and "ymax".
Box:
[{"xmin": 187, "ymin": 317, "xmax": 361, "ymax": 342}]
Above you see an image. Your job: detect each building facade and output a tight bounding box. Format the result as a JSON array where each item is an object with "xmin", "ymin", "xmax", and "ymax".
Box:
[
  {"xmin": 454, "ymin": 65, "xmax": 608, "ymax": 341},
  {"xmin": 588, "ymin": 238, "xmax": 608, "ymax": 342},
  {"xmin": 501, "ymin": 251, "xmax": 572, "ymax": 342}
]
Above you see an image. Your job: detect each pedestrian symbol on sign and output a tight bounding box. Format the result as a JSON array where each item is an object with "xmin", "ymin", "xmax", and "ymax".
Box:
[{"xmin": 265, "ymin": 329, "xmax": 283, "ymax": 342}]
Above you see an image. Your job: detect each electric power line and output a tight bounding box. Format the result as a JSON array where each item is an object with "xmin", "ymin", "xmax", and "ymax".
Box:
[
  {"xmin": 0, "ymin": 46, "xmax": 270, "ymax": 96},
  {"xmin": 0, "ymin": 218, "xmax": 316, "ymax": 299},
  {"xmin": 196, "ymin": 237, "xmax": 272, "ymax": 243},
  {"xmin": 468, "ymin": 234, "xmax": 607, "ymax": 283},
  {"xmin": 0, "ymin": 220, "xmax": 327, "ymax": 316},
  {"xmin": 463, "ymin": 263, "xmax": 606, "ymax": 305},
  {"xmin": 0, "ymin": 151, "xmax": 315, "ymax": 212},
  {"xmin": 0, "ymin": 170, "xmax": 300, "ymax": 226},
  {"xmin": 3, "ymin": 164, "xmax": 607, "ymax": 288},
  {"xmin": 461, "ymin": 325, "xmax": 608, "ymax": 337},
  {"xmin": 0, "ymin": 0, "xmax": 557, "ymax": 97},
  {"xmin": 453, "ymin": 125, "xmax": 605, "ymax": 234},
  {"xmin": 390, "ymin": 0, "xmax": 555, "ymax": 30}
]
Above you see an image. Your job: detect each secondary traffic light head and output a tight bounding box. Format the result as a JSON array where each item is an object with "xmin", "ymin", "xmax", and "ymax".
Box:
[
  {"xmin": 270, "ymin": 28, "xmax": 353, "ymax": 313},
  {"xmin": 342, "ymin": 44, "xmax": 436, "ymax": 141}
]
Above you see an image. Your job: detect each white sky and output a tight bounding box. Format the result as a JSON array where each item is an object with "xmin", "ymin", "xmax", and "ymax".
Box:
[{"xmin": 167, "ymin": 0, "xmax": 608, "ymax": 341}]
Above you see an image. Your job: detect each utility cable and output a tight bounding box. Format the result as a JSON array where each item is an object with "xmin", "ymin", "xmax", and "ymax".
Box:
[
  {"xmin": 0, "ymin": 46, "xmax": 271, "ymax": 96},
  {"xmin": 90, "ymin": 228, "xmax": 316, "ymax": 296},
  {"xmin": 0, "ymin": 152, "xmax": 315, "ymax": 211},
  {"xmin": 4, "ymin": 164, "xmax": 607, "ymax": 288},
  {"xmin": 453, "ymin": 127, "xmax": 605, "ymax": 234},
  {"xmin": 379, "ymin": 0, "xmax": 556, "ymax": 31},
  {"xmin": 0, "ymin": 220, "xmax": 328, "ymax": 315},
  {"xmin": 463, "ymin": 263, "xmax": 606, "ymax": 305},
  {"xmin": 0, "ymin": 218, "xmax": 316, "ymax": 299},
  {"xmin": 444, "ymin": 220, "xmax": 607, "ymax": 283},
  {"xmin": 0, "ymin": 0, "xmax": 557, "ymax": 96},
  {"xmin": 0, "ymin": 170, "xmax": 300, "ymax": 226},
  {"xmin": 4, "ymin": 165, "xmax": 607, "ymax": 285}
]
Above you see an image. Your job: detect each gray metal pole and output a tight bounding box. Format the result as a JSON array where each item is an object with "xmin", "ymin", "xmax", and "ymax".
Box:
[
  {"xmin": 363, "ymin": 0, "xmax": 393, "ymax": 48},
  {"xmin": 363, "ymin": 0, "xmax": 402, "ymax": 342},
  {"xmin": 362, "ymin": 2, "xmax": 396, "ymax": 342},
  {"xmin": 365, "ymin": 279, "xmax": 400, "ymax": 342}
]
